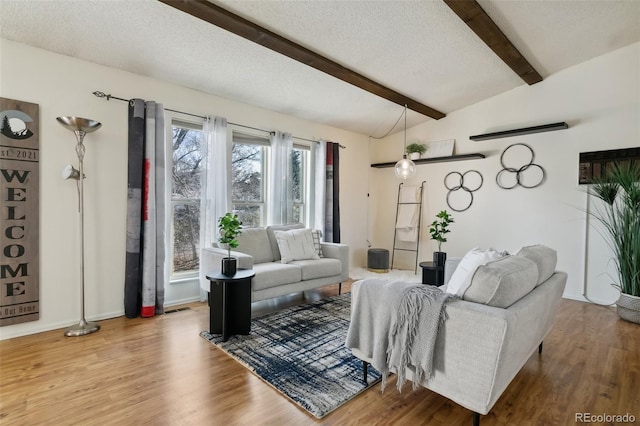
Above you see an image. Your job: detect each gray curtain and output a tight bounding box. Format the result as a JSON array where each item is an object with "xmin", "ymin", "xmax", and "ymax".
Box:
[{"xmin": 124, "ymin": 99, "xmax": 166, "ymax": 318}]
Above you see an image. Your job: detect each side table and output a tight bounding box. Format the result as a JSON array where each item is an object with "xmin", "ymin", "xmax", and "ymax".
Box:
[
  {"xmin": 206, "ymin": 269, "xmax": 255, "ymax": 342},
  {"xmin": 419, "ymin": 261, "xmax": 444, "ymax": 286}
]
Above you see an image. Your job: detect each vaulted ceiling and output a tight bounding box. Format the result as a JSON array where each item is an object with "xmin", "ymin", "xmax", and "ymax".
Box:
[{"xmin": 1, "ymin": 0, "xmax": 639, "ymax": 136}]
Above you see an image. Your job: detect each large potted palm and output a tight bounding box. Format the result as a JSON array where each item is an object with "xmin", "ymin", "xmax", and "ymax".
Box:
[
  {"xmin": 218, "ymin": 212, "xmax": 243, "ymax": 277},
  {"xmin": 589, "ymin": 162, "xmax": 640, "ymax": 324}
]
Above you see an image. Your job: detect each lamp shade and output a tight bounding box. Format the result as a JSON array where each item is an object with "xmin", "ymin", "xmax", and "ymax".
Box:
[
  {"xmin": 56, "ymin": 116, "xmax": 102, "ymax": 133},
  {"xmin": 394, "ymin": 157, "xmax": 416, "ymax": 179}
]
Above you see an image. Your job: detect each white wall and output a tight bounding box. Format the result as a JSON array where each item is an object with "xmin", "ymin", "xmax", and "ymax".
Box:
[
  {"xmin": 370, "ymin": 42, "xmax": 640, "ymax": 304},
  {"xmin": 0, "ymin": 39, "xmax": 371, "ymax": 339}
]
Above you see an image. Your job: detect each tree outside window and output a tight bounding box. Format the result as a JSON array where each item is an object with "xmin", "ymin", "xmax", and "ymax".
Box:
[{"xmin": 171, "ymin": 123, "xmax": 203, "ymax": 274}]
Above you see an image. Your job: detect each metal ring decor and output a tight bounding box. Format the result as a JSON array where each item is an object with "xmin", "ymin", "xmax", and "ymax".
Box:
[
  {"xmin": 444, "ymin": 170, "xmax": 483, "ymax": 212},
  {"xmin": 496, "ymin": 143, "xmax": 546, "ymax": 189}
]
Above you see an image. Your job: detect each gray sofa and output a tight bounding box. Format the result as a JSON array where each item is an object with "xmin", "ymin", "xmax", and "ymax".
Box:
[
  {"xmin": 348, "ymin": 247, "xmax": 566, "ymax": 425},
  {"xmin": 199, "ymin": 223, "xmax": 349, "ymax": 302}
]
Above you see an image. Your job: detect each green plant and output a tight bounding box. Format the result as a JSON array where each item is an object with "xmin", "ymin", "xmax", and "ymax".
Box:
[
  {"xmin": 589, "ymin": 162, "xmax": 640, "ymax": 297},
  {"xmin": 406, "ymin": 143, "xmax": 427, "ymax": 155},
  {"xmin": 429, "ymin": 210, "xmax": 454, "ymax": 251},
  {"xmin": 218, "ymin": 212, "xmax": 243, "ymax": 259}
]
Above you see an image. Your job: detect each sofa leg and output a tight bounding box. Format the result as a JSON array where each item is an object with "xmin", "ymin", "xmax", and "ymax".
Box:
[
  {"xmin": 472, "ymin": 412, "xmax": 480, "ymax": 426},
  {"xmin": 363, "ymin": 361, "xmax": 369, "ymax": 384},
  {"xmin": 539, "ymin": 341, "xmax": 543, "ymax": 354},
  {"xmin": 338, "ymin": 282, "xmax": 342, "ymax": 295}
]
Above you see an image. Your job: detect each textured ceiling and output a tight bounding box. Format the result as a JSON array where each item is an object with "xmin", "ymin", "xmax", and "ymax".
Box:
[{"xmin": 1, "ymin": 0, "xmax": 639, "ymax": 136}]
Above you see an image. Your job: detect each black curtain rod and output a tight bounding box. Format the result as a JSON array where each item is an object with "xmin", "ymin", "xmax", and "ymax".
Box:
[{"xmin": 92, "ymin": 91, "xmax": 345, "ymax": 148}]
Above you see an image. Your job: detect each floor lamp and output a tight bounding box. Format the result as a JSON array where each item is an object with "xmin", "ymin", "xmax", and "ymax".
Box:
[{"xmin": 57, "ymin": 116, "xmax": 102, "ymax": 337}]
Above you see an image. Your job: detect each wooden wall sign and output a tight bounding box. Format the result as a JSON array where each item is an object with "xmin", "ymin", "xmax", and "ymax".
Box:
[{"xmin": 0, "ymin": 97, "xmax": 39, "ymax": 326}]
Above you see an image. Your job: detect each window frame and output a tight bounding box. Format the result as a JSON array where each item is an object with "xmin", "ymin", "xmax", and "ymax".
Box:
[
  {"xmin": 292, "ymin": 143, "xmax": 311, "ymax": 225},
  {"xmin": 230, "ymin": 128, "xmax": 270, "ymax": 228},
  {"xmin": 169, "ymin": 117, "xmax": 206, "ymax": 281}
]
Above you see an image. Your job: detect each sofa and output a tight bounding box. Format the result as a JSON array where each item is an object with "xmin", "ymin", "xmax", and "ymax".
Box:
[
  {"xmin": 200, "ymin": 223, "xmax": 349, "ymax": 302},
  {"xmin": 347, "ymin": 245, "xmax": 566, "ymax": 425}
]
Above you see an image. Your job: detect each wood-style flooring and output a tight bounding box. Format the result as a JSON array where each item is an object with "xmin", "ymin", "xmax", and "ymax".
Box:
[{"xmin": 1, "ymin": 281, "xmax": 638, "ymax": 426}]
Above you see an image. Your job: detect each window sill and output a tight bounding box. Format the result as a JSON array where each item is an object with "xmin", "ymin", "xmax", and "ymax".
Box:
[{"xmin": 170, "ymin": 273, "xmax": 198, "ymax": 285}]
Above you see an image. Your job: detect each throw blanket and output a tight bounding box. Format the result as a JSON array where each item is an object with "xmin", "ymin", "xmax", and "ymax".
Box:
[{"xmin": 345, "ymin": 279, "xmax": 454, "ymax": 392}]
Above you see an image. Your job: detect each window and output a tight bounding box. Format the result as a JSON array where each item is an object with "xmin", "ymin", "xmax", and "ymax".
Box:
[
  {"xmin": 231, "ymin": 130, "xmax": 311, "ymax": 227},
  {"xmin": 170, "ymin": 120, "xmax": 204, "ymax": 276},
  {"xmin": 231, "ymin": 131, "xmax": 268, "ymax": 227},
  {"xmin": 291, "ymin": 145, "xmax": 309, "ymax": 224}
]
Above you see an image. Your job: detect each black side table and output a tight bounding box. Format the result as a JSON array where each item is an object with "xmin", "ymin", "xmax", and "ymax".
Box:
[
  {"xmin": 419, "ymin": 261, "xmax": 444, "ymax": 286},
  {"xmin": 206, "ymin": 269, "xmax": 255, "ymax": 342}
]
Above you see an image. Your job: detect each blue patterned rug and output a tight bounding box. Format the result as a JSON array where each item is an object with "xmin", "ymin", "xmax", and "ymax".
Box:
[{"xmin": 200, "ymin": 292, "xmax": 381, "ymax": 418}]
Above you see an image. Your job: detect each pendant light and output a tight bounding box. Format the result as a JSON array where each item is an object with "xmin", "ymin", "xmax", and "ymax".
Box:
[{"xmin": 394, "ymin": 105, "xmax": 416, "ymax": 179}]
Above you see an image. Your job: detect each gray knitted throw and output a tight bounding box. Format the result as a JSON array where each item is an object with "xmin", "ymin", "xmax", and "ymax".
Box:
[
  {"xmin": 345, "ymin": 279, "xmax": 454, "ymax": 393},
  {"xmin": 386, "ymin": 285, "xmax": 453, "ymax": 392}
]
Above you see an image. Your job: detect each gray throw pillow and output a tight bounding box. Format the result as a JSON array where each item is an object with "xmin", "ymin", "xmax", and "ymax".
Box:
[
  {"xmin": 517, "ymin": 244, "xmax": 557, "ymax": 285},
  {"xmin": 463, "ymin": 256, "xmax": 538, "ymax": 308}
]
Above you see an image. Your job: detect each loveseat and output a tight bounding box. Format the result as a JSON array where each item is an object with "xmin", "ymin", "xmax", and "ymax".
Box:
[
  {"xmin": 347, "ymin": 245, "xmax": 566, "ymax": 425},
  {"xmin": 200, "ymin": 223, "xmax": 349, "ymax": 302}
]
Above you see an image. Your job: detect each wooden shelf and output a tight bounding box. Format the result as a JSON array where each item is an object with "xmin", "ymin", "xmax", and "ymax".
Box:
[
  {"xmin": 371, "ymin": 153, "xmax": 485, "ymax": 168},
  {"xmin": 470, "ymin": 122, "xmax": 568, "ymax": 141}
]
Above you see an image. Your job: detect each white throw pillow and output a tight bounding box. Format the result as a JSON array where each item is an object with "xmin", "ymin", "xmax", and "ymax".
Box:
[
  {"xmin": 274, "ymin": 228, "xmax": 321, "ymax": 264},
  {"xmin": 446, "ymin": 247, "xmax": 507, "ymax": 296}
]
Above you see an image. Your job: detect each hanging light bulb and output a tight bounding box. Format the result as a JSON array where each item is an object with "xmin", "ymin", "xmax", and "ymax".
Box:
[{"xmin": 394, "ymin": 105, "xmax": 416, "ymax": 179}]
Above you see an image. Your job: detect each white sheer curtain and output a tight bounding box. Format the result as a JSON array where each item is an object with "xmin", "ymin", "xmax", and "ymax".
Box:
[
  {"xmin": 199, "ymin": 116, "xmax": 228, "ymax": 300},
  {"xmin": 312, "ymin": 139, "xmax": 327, "ymax": 230},
  {"xmin": 269, "ymin": 131, "xmax": 293, "ymax": 225}
]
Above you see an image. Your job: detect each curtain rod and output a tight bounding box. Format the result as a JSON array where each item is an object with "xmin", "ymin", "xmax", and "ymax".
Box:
[{"xmin": 92, "ymin": 91, "xmax": 345, "ymax": 148}]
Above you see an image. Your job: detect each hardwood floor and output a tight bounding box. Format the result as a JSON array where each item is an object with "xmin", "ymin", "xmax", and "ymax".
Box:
[{"xmin": 1, "ymin": 281, "xmax": 638, "ymax": 426}]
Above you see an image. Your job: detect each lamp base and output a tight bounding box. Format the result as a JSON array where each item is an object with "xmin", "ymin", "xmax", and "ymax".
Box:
[{"xmin": 64, "ymin": 320, "xmax": 100, "ymax": 337}]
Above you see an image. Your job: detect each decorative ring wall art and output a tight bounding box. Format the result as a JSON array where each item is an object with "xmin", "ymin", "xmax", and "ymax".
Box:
[
  {"xmin": 496, "ymin": 143, "xmax": 546, "ymax": 189},
  {"xmin": 444, "ymin": 170, "xmax": 483, "ymax": 212}
]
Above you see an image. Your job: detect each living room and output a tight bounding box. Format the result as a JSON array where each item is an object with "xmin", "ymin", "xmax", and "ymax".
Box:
[{"xmin": 1, "ymin": 1, "xmax": 638, "ymax": 424}]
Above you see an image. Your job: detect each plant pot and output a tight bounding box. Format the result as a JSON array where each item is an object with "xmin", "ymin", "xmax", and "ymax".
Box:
[
  {"xmin": 616, "ymin": 292, "xmax": 640, "ymax": 324},
  {"xmin": 409, "ymin": 152, "xmax": 421, "ymax": 160},
  {"xmin": 221, "ymin": 257, "xmax": 237, "ymax": 277},
  {"xmin": 433, "ymin": 251, "xmax": 447, "ymax": 267}
]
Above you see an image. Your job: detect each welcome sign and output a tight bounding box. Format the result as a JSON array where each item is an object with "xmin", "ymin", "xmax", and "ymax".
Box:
[{"xmin": 0, "ymin": 97, "xmax": 39, "ymax": 326}]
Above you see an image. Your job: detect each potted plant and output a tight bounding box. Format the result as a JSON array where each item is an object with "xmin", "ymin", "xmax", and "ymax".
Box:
[
  {"xmin": 406, "ymin": 142, "xmax": 427, "ymax": 160},
  {"xmin": 429, "ymin": 210, "xmax": 454, "ymax": 267},
  {"xmin": 588, "ymin": 162, "xmax": 640, "ymax": 324},
  {"xmin": 218, "ymin": 212, "xmax": 243, "ymax": 276}
]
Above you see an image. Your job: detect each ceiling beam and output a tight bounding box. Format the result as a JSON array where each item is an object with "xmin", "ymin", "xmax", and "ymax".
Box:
[
  {"xmin": 444, "ymin": 0, "xmax": 543, "ymax": 85},
  {"xmin": 158, "ymin": 0, "xmax": 446, "ymax": 120}
]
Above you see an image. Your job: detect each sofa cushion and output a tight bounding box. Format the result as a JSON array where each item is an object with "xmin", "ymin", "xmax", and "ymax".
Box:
[
  {"xmin": 266, "ymin": 223, "xmax": 305, "ymax": 261},
  {"xmin": 251, "ymin": 262, "xmax": 302, "ymax": 291},
  {"xmin": 274, "ymin": 228, "xmax": 320, "ymax": 263},
  {"xmin": 234, "ymin": 227, "xmax": 275, "ymax": 264},
  {"xmin": 463, "ymin": 255, "xmax": 538, "ymax": 308},
  {"xmin": 446, "ymin": 247, "xmax": 506, "ymax": 297},
  {"xmin": 291, "ymin": 258, "xmax": 342, "ymax": 280},
  {"xmin": 517, "ymin": 245, "xmax": 557, "ymax": 285}
]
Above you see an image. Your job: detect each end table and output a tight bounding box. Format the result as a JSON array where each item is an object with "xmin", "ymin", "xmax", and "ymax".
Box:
[
  {"xmin": 206, "ymin": 269, "xmax": 255, "ymax": 342},
  {"xmin": 419, "ymin": 261, "xmax": 444, "ymax": 286}
]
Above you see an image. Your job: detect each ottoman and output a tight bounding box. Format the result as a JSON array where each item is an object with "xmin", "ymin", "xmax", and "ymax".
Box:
[{"xmin": 367, "ymin": 248, "xmax": 389, "ymax": 273}]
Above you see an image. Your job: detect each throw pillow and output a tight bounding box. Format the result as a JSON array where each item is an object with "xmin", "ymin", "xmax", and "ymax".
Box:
[
  {"xmin": 311, "ymin": 229, "xmax": 324, "ymax": 258},
  {"xmin": 463, "ymin": 255, "xmax": 538, "ymax": 308},
  {"xmin": 445, "ymin": 247, "xmax": 506, "ymax": 297},
  {"xmin": 274, "ymin": 228, "xmax": 321, "ymax": 264},
  {"xmin": 516, "ymin": 245, "xmax": 557, "ymax": 285}
]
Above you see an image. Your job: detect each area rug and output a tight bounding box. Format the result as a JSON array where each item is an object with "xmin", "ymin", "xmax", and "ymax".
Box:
[{"xmin": 200, "ymin": 292, "xmax": 381, "ymax": 418}]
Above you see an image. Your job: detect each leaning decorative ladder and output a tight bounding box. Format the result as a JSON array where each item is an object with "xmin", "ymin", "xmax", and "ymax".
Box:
[{"xmin": 391, "ymin": 181, "xmax": 426, "ymax": 273}]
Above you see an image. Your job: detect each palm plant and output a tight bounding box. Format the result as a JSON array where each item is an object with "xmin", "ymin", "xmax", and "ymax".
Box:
[{"xmin": 589, "ymin": 162, "xmax": 640, "ymax": 297}]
